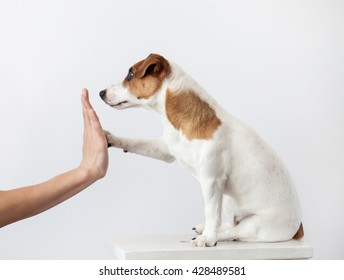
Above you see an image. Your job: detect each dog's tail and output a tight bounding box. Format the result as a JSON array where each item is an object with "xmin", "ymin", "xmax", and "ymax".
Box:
[{"xmin": 292, "ymin": 223, "xmax": 304, "ymax": 240}]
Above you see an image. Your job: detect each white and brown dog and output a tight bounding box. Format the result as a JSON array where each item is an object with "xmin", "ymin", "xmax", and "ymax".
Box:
[{"xmin": 100, "ymin": 53, "xmax": 303, "ymax": 247}]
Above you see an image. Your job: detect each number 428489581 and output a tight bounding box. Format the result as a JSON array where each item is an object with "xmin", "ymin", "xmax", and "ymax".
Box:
[{"xmin": 191, "ymin": 266, "xmax": 246, "ymax": 276}]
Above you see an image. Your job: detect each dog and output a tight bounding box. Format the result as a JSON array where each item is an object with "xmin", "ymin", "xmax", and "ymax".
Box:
[{"xmin": 99, "ymin": 53, "xmax": 303, "ymax": 247}]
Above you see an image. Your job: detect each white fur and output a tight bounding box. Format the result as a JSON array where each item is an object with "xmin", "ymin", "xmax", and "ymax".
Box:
[{"xmin": 101, "ymin": 59, "xmax": 302, "ymax": 247}]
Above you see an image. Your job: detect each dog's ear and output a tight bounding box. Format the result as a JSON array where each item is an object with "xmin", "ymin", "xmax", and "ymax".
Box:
[{"xmin": 136, "ymin": 54, "xmax": 170, "ymax": 79}]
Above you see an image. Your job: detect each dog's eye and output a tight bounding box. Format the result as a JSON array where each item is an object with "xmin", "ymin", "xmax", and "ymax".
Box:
[{"xmin": 126, "ymin": 69, "xmax": 134, "ymax": 81}]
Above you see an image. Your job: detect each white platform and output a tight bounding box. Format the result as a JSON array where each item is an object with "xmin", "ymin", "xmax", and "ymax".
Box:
[{"xmin": 106, "ymin": 235, "xmax": 313, "ymax": 260}]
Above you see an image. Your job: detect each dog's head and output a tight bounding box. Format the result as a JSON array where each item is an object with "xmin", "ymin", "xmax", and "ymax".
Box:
[{"xmin": 100, "ymin": 53, "xmax": 171, "ymax": 109}]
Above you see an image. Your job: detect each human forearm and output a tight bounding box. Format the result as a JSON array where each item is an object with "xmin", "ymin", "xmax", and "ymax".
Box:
[{"xmin": 0, "ymin": 167, "xmax": 97, "ymax": 228}]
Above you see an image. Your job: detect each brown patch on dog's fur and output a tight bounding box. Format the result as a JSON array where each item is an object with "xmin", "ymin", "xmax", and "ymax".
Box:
[
  {"xmin": 123, "ymin": 53, "xmax": 171, "ymax": 99},
  {"xmin": 165, "ymin": 90, "xmax": 221, "ymax": 140},
  {"xmin": 292, "ymin": 223, "xmax": 304, "ymax": 240}
]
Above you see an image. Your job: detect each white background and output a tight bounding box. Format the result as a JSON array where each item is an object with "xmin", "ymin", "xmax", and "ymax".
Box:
[{"xmin": 0, "ymin": 0, "xmax": 343, "ymax": 259}]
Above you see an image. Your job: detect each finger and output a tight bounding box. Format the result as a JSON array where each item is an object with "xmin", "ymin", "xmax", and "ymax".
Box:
[
  {"xmin": 81, "ymin": 88, "xmax": 94, "ymax": 111},
  {"xmin": 89, "ymin": 109, "xmax": 106, "ymax": 136},
  {"xmin": 81, "ymin": 89, "xmax": 91, "ymax": 130},
  {"xmin": 82, "ymin": 88, "xmax": 99, "ymax": 129},
  {"xmin": 81, "ymin": 89, "xmax": 89, "ymax": 114},
  {"xmin": 89, "ymin": 108, "xmax": 100, "ymax": 123},
  {"xmin": 82, "ymin": 88, "xmax": 103, "ymax": 131}
]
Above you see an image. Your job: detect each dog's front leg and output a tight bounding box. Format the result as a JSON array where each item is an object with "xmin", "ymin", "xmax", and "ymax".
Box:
[
  {"xmin": 105, "ymin": 131, "xmax": 175, "ymax": 163},
  {"xmin": 192, "ymin": 178, "xmax": 224, "ymax": 247}
]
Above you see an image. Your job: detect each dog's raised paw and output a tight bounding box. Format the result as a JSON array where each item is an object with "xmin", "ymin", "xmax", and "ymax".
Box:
[{"xmin": 103, "ymin": 130, "xmax": 123, "ymax": 148}]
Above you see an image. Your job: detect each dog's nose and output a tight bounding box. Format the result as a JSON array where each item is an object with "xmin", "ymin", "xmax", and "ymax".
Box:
[{"xmin": 99, "ymin": 89, "xmax": 107, "ymax": 99}]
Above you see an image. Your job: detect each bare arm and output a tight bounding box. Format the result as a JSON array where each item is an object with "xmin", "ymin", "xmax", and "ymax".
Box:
[
  {"xmin": 0, "ymin": 168, "xmax": 96, "ymax": 228},
  {"xmin": 0, "ymin": 89, "xmax": 108, "ymax": 228}
]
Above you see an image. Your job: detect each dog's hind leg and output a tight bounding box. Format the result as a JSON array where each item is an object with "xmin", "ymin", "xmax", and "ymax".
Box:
[
  {"xmin": 105, "ymin": 131, "xmax": 175, "ymax": 163},
  {"xmin": 217, "ymin": 214, "xmax": 294, "ymax": 242},
  {"xmin": 217, "ymin": 214, "xmax": 262, "ymax": 242}
]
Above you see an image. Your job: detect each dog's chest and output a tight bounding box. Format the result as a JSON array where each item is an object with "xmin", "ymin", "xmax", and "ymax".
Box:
[{"xmin": 163, "ymin": 127, "xmax": 207, "ymax": 177}]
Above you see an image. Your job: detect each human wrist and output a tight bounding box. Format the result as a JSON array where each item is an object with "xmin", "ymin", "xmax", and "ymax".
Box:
[{"xmin": 76, "ymin": 165, "xmax": 100, "ymax": 185}]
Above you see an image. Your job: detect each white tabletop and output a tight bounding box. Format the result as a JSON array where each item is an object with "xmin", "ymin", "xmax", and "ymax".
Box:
[{"xmin": 106, "ymin": 235, "xmax": 313, "ymax": 260}]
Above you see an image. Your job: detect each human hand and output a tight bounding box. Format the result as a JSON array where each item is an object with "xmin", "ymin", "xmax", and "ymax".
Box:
[{"xmin": 79, "ymin": 88, "xmax": 109, "ymax": 181}]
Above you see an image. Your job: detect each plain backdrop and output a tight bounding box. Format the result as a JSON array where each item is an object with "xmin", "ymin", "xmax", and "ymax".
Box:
[{"xmin": 0, "ymin": 0, "xmax": 343, "ymax": 259}]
